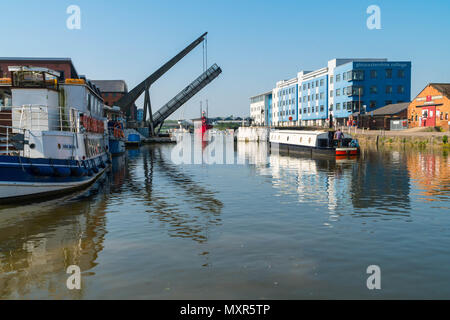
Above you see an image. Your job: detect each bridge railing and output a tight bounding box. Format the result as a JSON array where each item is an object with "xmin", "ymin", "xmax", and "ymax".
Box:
[{"xmin": 152, "ymin": 64, "xmax": 222, "ymax": 128}]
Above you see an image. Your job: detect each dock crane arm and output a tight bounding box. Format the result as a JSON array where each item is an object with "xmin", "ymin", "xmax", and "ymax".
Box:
[{"xmin": 115, "ymin": 32, "xmax": 208, "ymax": 122}]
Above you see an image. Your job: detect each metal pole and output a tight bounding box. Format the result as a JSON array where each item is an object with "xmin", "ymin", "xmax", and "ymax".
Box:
[{"xmin": 358, "ymin": 87, "xmax": 361, "ymax": 128}]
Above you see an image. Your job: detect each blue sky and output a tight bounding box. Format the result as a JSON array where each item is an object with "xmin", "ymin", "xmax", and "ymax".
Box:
[{"xmin": 2, "ymin": 0, "xmax": 450, "ymax": 119}]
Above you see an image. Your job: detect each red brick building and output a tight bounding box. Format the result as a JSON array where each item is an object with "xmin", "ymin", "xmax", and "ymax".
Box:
[
  {"xmin": 408, "ymin": 83, "xmax": 450, "ymax": 131},
  {"xmin": 0, "ymin": 57, "xmax": 79, "ymax": 79},
  {"xmin": 91, "ymin": 80, "xmax": 137, "ymax": 121}
]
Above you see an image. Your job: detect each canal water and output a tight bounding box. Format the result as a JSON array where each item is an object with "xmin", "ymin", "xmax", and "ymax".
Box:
[{"xmin": 0, "ymin": 138, "xmax": 449, "ymax": 299}]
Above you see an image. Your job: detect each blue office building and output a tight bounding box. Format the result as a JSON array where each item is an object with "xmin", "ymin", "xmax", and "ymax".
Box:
[
  {"xmin": 298, "ymin": 68, "xmax": 329, "ymax": 126},
  {"xmin": 267, "ymin": 58, "xmax": 411, "ymax": 127},
  {"xmin": 272, "ymin": 78, "xmax": 298, "ymax": 126},
  {"xmin": 329, "ymin": 59, "xmax": 411, "ymax": 124}
]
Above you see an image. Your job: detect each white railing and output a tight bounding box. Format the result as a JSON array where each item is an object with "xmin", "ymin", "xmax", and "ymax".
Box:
[
  {"xmin": 16, "ymin": 105, "xmax": 79, "ymax": 132},
  {"xmin": 0, "ymin": 124, "xmax": 28, "ymax": 156}
]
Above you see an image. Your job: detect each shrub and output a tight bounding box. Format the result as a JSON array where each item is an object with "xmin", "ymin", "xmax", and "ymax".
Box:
[{"xmin": 443, "ymin": 135, "xmax": 449, "ymax": 144}]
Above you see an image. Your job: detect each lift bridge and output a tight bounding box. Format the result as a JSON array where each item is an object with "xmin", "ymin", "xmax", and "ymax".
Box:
[{"xmin": 115, "ymin": 32, "xmax": 222, "ymax": 136}]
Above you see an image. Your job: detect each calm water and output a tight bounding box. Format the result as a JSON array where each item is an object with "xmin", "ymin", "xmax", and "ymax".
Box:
[{"xmin": 0, "ymin": 138, "xmax": 449, "ymax": 299}]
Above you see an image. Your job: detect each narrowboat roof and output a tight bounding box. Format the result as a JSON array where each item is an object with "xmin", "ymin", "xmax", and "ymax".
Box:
[{"xmin": 271, "ymin": 130, "xmax": 328, "ymax": 136}]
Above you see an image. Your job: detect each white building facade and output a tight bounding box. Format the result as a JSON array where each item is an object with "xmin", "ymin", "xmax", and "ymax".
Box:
[{"xmin": 250, "ymin": 91, "xmax": 272, "ymax": 126}]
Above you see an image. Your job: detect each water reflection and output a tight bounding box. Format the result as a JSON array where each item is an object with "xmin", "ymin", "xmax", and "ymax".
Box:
[
  {"xmin": 237, "ymin": 141, "xmax": 415, "ymax": 221},
  {"xmin": 0, "ymin": 139, "xmax": 449, "ymax": 299},
  {"xmin": 406, "ymin": 149, "xmax": 450, "ymax": 205},
  {"xmin": 0, "ymin": 175, "xmax": 110, "ymax": 299},
  {"xmin": 350, "ymin": 148, "xmax": 411, "ymax": 217},
  {"xmin": 147, "ymin": 146, "xmax": 223, "ymax": 243}
]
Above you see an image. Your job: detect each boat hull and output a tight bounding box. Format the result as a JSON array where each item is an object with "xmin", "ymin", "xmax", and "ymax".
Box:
[
  {"xmin": 0, "ymin": 153, "xmax": 110, "ymax": 202},
  {"xmin": 271, "ymin": 142, "xmax": 359, "ymax": 158},
  {"xmin": 109, "ymin": 138, "xmax": 126, "ymax": 156}
]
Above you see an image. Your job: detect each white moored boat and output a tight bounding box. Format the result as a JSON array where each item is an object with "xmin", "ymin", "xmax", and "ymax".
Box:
[
  {"xmin": 0, "ymin": 66, "xmax": 110, "ymax": 201},
  {"xmin": 270, "ymin": 130, "xmax": 360, "ymax": 157}
]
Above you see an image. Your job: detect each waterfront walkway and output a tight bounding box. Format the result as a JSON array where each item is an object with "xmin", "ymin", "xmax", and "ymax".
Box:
[{"xmin": 339, "ymin": 126, "xmax": 449, "ymax": 137}]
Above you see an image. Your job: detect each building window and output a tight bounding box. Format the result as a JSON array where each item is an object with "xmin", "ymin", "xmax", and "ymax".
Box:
[
  {"xmin": 316, "ymin": 80, "xmax": 319, "ymax": 87},
  {"xmin": 308, "ymin": 83, "xmax": 310, "ymax": 89},
  {"xmin": 343, "ymin": 72, "xmax": 347, "ymax": 81},
  {"xmin": 330, "ymin": 76, "xmax": 333, "ymax": 84},
  {"xmin": 370, "ymin": 86, "xmax": 377, "ymax": 94},
  {"xmin": 336, "ymin": 74, "xmax": 341, "ymax": 82},
  {"xmin": 320, "ymin": 105, "xmax": 324, "ymax": 112},
  {"xmin": 336, "ymin": 89, "xmax": 341, "ymax": 96},
  {"xmin": 320, "ymin": 79, "xmax": 324, "ymax": 86},
  {"xmin": 342, "ymin": 87, "xmax": 346, "ymax": 95},
  {"xmin": 320, "ymin": 92, "xmax": 324, "ymax": 99},
  {"xmin": 353, "ymin": 86, "xmax": 364, "ymax": 96},
  {"xmin": 370, "ymin": 70, "xmax": 377, "ymax": 79},
  {"xmin": 386, "ymin": 85, "xmax": 393, "ymax": 94},
  {"xmin": 329, "ymin": 104, "xmax": 333, "ymax": 111},
  {"xmin": 304, "ymin": 108, "xmax": 307, "ymax": 114},
  {"xmin": 330, "ymin": 90, "xmax": 333, "ymax": 97},
  {"xmin": 312, "ymin": 106, "xmax": 315, "ymax": 113},
  {"xmin": 386, "ymin": 69, "xmax": 393, "ymax": 78},
  {"xmin": 398, "ymin": 69, "xmax": 405, "ymax": 78},
  {"xmin": 446, "ymin": 113, "xmax": 449, "ymax": 120},
  {"xmin": 352, "ymin": 70, "xmax": 364, "ymax": 80},
  {"xmin": 336, "ymin": 103, "xmax": 341, "ymax": 110},
  {"xmin": 397, "ymin": 85, "xmax": 405, "ymax": 94},
  {"xmin": 316, "ymin": 94, "xmax": 319, "ymax": 100},
  {"xmin": 370, "ymin": 101, "xmax": 376, "ymax": 109},
  {"xmin": 303, "ymin": 84, "xmax": 306, "ymax": 90}
]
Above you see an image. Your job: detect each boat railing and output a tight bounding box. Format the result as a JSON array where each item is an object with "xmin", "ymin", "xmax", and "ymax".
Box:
[
  {"xmin": 0, "ymin": 124, "xmax": 28, "ymax": 156},
  {"xmin": 0, "ymin": 105, "xmax": 80, "ymax": 133}
]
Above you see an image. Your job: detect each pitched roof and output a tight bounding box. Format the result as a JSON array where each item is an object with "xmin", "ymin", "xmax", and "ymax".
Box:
[
  {"xmin": 371, "ymin": 102, "xmax": 410, "ymax": 116},
  {"xmin": 91, "ymin": 80, "xmax": 128, "ymax": 93},
  {"xmin": 430, "ymin": 83, "xmax": 450, "ymax": 99}
]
